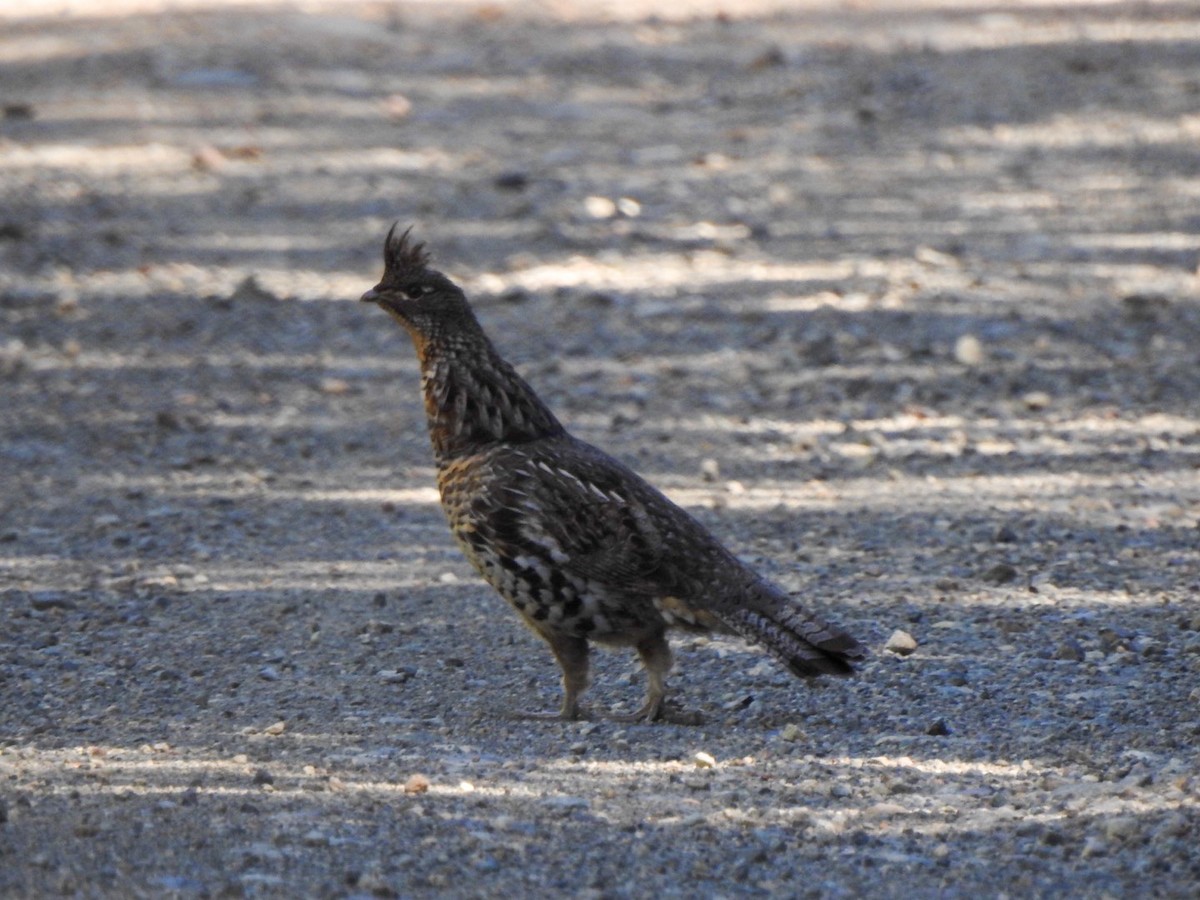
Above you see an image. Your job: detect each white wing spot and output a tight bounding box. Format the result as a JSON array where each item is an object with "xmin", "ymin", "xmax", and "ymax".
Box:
[{"xmin": 653, "ymin": 596, "xmax": 698, "ymax": 626}]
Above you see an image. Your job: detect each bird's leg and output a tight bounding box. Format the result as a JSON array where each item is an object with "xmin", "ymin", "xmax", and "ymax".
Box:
[
  {"xmin": 513, "ymin": 632, "xmax": 590, "ymax": 720},
  {"xmin": 612, "ymin": 633, "xmax": 705, "ymax": 726},
  {"xmin": 552, "ymin": 633, "xmax": 591, "ymax": 719},
  {"xmin": 631, "ymin": 633, "xmax": 671, "ymax": 721}
]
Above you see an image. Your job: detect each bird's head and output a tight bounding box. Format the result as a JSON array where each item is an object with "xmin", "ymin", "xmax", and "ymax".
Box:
[{"xmin": 361, "ymin": 224, "xmax": 473, "ymax": 336}]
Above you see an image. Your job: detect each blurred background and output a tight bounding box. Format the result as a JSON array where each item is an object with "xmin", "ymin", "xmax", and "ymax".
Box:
[
  {"xmin": 1, "ymin": 1, "xmax": 1199, "ymax": 895},
  {"xmin": 3, "ymin": 0, "xmax": 1197, "ymax": 562}
]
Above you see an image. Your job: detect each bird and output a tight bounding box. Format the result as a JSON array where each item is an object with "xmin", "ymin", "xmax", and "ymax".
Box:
[{"xmin": 361, "ymin": 225, "xmax": 866, "ymax": 723}]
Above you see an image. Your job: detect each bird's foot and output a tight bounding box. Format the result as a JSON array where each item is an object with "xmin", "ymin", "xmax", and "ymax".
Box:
[
  {"xmin": 608, "ymin": 699, "xmax": 705, "ymax": 726},
  {"xmin": 649, "ymin": 700, "xmax": 706, "ymax": 726},
  {"xmin": 508, "ymin": 704, "xmax": 591, "ymax": 722}
]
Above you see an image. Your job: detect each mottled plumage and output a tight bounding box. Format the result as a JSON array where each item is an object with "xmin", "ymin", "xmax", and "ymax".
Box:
[{"xmin": 362, "ymin": 225, "xmax": 865, "ymax": 722}]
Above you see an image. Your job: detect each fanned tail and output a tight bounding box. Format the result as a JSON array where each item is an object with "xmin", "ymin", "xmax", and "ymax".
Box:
[{"xmin": 720, "ymin": 581, "xmax": 865, "ymax": 678}]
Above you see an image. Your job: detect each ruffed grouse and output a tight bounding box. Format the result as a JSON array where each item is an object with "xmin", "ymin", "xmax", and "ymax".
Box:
[{"xmin": 362, "ymin": 225, "xmax": 865, "ymax": 722}]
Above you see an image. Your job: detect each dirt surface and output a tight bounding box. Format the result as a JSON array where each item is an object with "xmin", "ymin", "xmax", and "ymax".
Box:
[{"xmin": 2, "ymin": 0, "xmax": 1200, "ymax": 896}]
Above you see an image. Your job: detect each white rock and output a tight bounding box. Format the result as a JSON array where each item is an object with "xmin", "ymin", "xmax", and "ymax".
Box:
[
  {"xmin": 780, "ymin": 723, "xmax": 804, "ymax": 742},
  {"xmin": 1104, "ymin": 816, "xmax": 1139, "ymax": 841},
  {"xmin": 616, "ymin": 197, "xmax": 642, "ymax": 217},
  {"xmin": 954, "ymin": 334, "xmax": 985, "ymax": 366},
  {"xmin": 584, "ymin": 196, "xmax": 617, "ymax": 219},
  {"xmin": 885, "ymin": 629, "xmax": 919, "ymax": 655}
]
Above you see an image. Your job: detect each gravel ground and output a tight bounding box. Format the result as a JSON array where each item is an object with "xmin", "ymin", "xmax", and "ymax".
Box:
[{"xmin": 2, "ymin": 0, "xmax": 1200, "ymax": 897}]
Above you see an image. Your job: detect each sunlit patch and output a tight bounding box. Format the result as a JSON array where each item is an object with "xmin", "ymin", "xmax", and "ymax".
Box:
[
  {"xmin": 473, "ymin": 256, "xmax": 867, "ymax": 296},
  {"xmin": 665, "ymin": 468, "xmax": 1199, "ymax": 529},
  {"xmin": 949, "ymin": 112, "xmax": 1200, "ymax": 152},
  {"xmin": 0, "ymin": 142, "xmax": 194, "ymax": 173},
  {"xmin": 4, "ymin": 739, "xmax": 1194, "ymax": 850}
]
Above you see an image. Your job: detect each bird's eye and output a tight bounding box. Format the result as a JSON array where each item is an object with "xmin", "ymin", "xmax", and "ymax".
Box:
[{"xmin": 406, "ymin": 284, "xmax": 432, "ymax": 298}]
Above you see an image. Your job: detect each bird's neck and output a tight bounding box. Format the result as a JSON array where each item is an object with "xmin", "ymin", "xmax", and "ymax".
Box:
[{"xmin": 412, "ymin": 324, "xmax": 564, "ymax": 464}]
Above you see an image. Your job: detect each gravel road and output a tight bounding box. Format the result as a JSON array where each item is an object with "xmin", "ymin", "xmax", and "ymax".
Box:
[{"xmin": 1, "ymin": 1, "xmax": 1199, "ymax": 896}]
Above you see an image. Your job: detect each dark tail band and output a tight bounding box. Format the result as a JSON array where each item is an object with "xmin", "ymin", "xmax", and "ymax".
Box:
[{"xmin": 722, "ymin": 602, "xmax": 864, "ymax": 678}]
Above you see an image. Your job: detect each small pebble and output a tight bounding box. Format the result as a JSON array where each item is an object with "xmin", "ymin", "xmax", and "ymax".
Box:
[
  {"xmin": 2, "ymin": 102, "xmax": 34, "ymax": 120},
  {"xmin": 228, "ymin": 275, "xmax": 276, "ymax": 304},
  {"xmin": 1138, "ymin": 639, "xmax": 1165, "ymax": 659},
  {"xmin": 29, "ymin": 592, "xmax": 75, "ymax": 611},
  {"xmin": 584, "ymin": 196, "xmax": 617, "ymax": 219},
  {"xmin": 748, "ymin": 45, "xmax": 786, "ymax": 70},
  {"xmin": 616, "ymin": 197, "xmax": 641, "ymax": 217},
  {"xmin": 1056, "ymin": 639, "xmax": 1085, "ymax": 662},
  {"xmin": 780, "ymin": 723, "xmax": 804, "ymax": 742},
  {"xmin": 383, "ymin": 92, "xmax": 412, "ymax": 119},
  {"xmin": 980, "ymin": 563, "xmax": 1019, "ymax": 585},
  {"xmin": 1156, "ymin": 812, "xmax": 1190, "ymax": 838},
  {"xmin": 543, "ymin": 796, "xmax": 589, "ymax": 812},
  {"xmin": 192, "ymin": 144, "xmax": 226, "ymax": 171},
  {"xmin": 693, "ymin": 751, "xmax": 717, "ymax": 769},
  {"xmin": 885, "ymin": 630, "xmax": 918, "ymax": 655},
  {"xmin": 1104, "ymin": 816, "xmax": 1138, "ymax": 841},
  {"xmin": 499, "ymin": 287, "xmax": 530, "ymax": 304},
  {"xmin": 992, "ymin": 523, "xmax": 1018, "ymax": 543},
  {"xmin": 1121, "ymin": 292, "xmax": 1169, "ymax": 320},
  {"xmin": 865, "ymin": 801, "xmax": 907, "ymax": 819},
  {"xmin": 318, "ymin": 377, "xmax": 351, "ymax": 396},
  {"xmin": 493, "ymin": 171, "xmax": 529, "ymax": 191},
  {"xmin": 403, "ymin": 774, "xmax": 430, "ymax": 794},
  {"xmin": 953, "ymin": 334, "xmax": 985, "ymax": 366},
  {"xmin": 1022, "ymin": 391, "xmax": 1052, "ymax": 411}
]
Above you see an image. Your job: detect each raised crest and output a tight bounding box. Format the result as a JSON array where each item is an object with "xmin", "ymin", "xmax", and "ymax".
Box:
[{"xmin": 383, "ymin": 223, "xmax": 431, "ymax": 281}]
